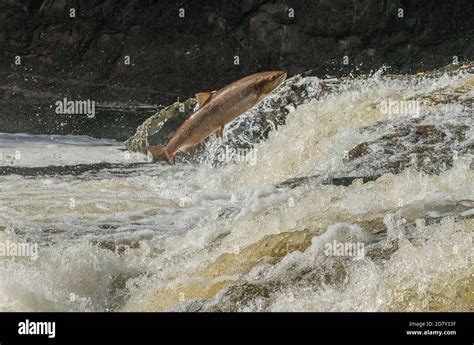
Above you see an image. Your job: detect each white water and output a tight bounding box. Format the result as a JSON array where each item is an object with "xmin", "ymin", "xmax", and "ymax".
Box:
[
  {"xmin": 0, "ymin": 70, "xmax": 472, "ymax": 311},
  {"xmin": 0, "ymin": 133, "xmax": 148, "ymax": 167}
]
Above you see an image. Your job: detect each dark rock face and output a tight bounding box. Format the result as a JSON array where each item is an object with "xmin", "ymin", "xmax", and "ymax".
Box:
[{"xmin": 0, "ymin": 0, "xmax": 473, "ymax": 139}]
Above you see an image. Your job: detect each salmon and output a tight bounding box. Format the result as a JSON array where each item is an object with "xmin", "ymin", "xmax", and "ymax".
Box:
[{"xmin": 146, "ymin": 71, "xmax": 287, "ymax": 165}]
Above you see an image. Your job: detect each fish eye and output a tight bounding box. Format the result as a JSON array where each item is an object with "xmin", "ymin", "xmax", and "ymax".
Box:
[{"xmin": 271, "ymin": 76, "xmax": 276, "ymax": 81}]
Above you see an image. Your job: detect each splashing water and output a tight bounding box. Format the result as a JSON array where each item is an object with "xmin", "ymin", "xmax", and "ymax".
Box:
[{"xmin": 0, "ymin": 69, "xmax": 472, "ymax": 311}]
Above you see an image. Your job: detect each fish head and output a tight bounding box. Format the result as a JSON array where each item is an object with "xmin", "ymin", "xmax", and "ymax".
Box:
[{"xmin": 255, "ymin": 71, "xmax": 287, "ymax": 96}]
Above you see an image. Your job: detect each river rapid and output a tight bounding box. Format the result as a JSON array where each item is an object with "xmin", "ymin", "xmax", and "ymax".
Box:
[{"xmin": 0, "ymin": 68, "xmax": 472, "ymax": 312}]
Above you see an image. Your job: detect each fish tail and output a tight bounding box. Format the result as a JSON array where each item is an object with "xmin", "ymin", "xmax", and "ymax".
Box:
[{"xmin": 145, "ymin": 145, "xmax": 175, "ymax": 165}]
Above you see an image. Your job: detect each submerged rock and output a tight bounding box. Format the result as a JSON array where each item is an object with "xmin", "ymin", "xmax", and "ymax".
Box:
[
  {"xmin": 276, "ymin": 70, "xmax": 473, "ymax": 190},
  {"xmin": 343, "ymin": 112, "xmax": 473, "ymax": 176},
  {"xmin": 178, "ymin": 214, "xmax": 474, "ymax": 312}
]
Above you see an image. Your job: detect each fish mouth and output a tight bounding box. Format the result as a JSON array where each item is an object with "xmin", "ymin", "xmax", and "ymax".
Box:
[
  {"xmin": 274, "ymin": 71, "xmax": 288, "ymax": 88},
  {"xmin": 276, "ymin": 72, "xmax": 287, "ymax": 86}
]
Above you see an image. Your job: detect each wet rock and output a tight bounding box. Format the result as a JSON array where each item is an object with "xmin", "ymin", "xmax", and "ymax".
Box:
[
  {"xmin": 0, "ymin": 162, "xmax": 148, "ymax": 177},
  {"xmin": 1, "ymin": 1, "xmax": 473, "ymax": 139},
  {"xmin": 345, "ymin": 113, "xmax": 472, "ymax": 176},
  {"xmin": 180, "ymin": 214, "xmax": 473, "ymax": 312},
  {"xmin": 275, "ymin": 69, "xmax": 473, "ymax": 191},
  {"xmin": 348, "ymin": 142, "xmax": 369, "ymax": 160},
  {"xmin": 222, "ymin": 74, "xmax": 321, "ymax": 147},
  {"xmin": 125, "ymin": 74, "xmax": 321, "ymax": 153},
  {"xmin": 275, "ymin": 174, "xmax": 380, "ymax": 190}
]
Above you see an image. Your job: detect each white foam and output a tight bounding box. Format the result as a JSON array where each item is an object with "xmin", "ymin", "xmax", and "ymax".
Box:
[
  {"xmin": 0, "ymin": 71, "xmax": 472, "ymax": 312},
  {"xmin": 0, "ymin": 133, "xmax": 149, "ymax": 167}
]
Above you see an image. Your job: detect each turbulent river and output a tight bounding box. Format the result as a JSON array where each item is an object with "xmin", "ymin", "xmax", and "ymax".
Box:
[{"xmin": 0, "ymin": 68, "xmax": 473, "ymax": 312}]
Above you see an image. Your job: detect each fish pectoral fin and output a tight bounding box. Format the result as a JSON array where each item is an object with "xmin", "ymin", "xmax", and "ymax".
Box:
[
  {"xmin": 167, "ymin": 131, "xmax": 176, "ymax": 140},
  {"xmin": 216, "ymin": 125, "xmax": 225, "ymax": 140},
  {"xmin": 184, "ymin": 144, "xmax": 198, "ymax": 157},
  {"xmin": 195, "ymin": 91, "xmax": 215, "ymax": 107}
]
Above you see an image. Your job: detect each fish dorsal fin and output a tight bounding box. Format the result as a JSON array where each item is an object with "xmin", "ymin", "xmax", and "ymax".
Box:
[{"xmin": 195, "ymin": 92, "xmax": 214, "ymax": 107}]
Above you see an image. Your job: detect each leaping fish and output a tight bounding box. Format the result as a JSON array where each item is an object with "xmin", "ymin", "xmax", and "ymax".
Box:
[{"xmin": 146, "ymin": 71, "xmax": 287, "ymax": 165}]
